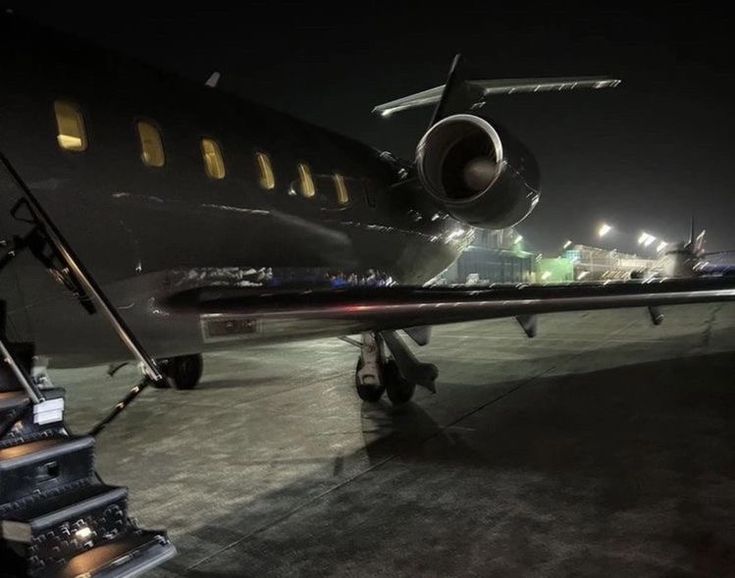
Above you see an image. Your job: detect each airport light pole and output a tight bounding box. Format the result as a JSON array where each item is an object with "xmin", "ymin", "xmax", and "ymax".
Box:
[{"xmin": 598, "ymin": 223, "xmax": 613, "ymax": 238}]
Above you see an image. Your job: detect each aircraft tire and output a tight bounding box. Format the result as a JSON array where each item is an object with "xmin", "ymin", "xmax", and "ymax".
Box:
[
  {"xmin": 161, "ymin": 354, "xmax": 203, "ymax": 390},
  {"xmin": 355, "ymin": 356, "xmax": 385, "ymax": 402},
  {"xmin": 384, "ymin": 359, "xmax": 416, "ymax": 405}
]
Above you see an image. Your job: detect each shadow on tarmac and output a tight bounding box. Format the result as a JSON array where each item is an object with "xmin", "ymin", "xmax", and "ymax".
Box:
[{"xmin": 167, "ymin": 348, "xmax": 735, "ymax": 577}]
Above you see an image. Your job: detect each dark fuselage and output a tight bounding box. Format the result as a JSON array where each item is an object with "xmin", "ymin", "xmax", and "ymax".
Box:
[{"xmin": 0, "ymin": 18, "xmax": 475, "ymax": 365}]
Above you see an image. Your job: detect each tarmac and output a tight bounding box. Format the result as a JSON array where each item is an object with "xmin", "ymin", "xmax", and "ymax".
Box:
[{"xmin": 53, "ymin": 304, "xmax": 735, "ymax": 577}]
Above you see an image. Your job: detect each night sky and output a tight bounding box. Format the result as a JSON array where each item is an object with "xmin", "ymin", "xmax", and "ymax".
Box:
[{"xmin": 18, "ymin": 4, "xmax": 735, "ymax": 254}]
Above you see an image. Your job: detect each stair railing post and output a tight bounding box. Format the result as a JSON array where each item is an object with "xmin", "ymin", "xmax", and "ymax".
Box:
[{"xmin": 0, "ymin": 335, "xmax": 44, "ymax": 404}]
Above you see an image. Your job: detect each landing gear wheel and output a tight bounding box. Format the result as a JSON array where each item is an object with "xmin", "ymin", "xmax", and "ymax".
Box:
[
  {"xmin": 160, "ymin": 354, "xmax": 203, "ymax": 390},
  {"xmin": 355, "ymin": 356, "xmax": 385, "ymax": 402},
  {"xmin": 383, "ymin": 359, "xmax": 416, "ymax": 406}
]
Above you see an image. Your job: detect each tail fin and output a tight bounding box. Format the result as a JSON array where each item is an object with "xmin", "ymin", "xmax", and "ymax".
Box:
[
  {"xmin": 688, "ymin": 215, "xmax": 695, "ymax": 246},
  {"xmin": 428, "ymin": 53, "xmax": 466, "ymax": 128},
  {"xmin": 372, "ymin": 54, "xmax": 621, "ymax": 122}
]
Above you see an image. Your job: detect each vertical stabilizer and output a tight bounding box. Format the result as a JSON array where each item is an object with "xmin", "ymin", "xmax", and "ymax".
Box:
[{"xmin": 688, "ymin": 215, "xmax": 695, "ymax": 246}]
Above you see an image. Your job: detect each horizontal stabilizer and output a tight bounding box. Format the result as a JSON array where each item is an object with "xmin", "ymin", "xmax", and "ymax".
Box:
[{"xmin": 373, "ymin": 75, "xmax": 620, "ymax": 117}]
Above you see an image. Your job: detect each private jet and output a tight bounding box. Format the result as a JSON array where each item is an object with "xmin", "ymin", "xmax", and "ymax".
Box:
[
  {"xmin": 1, "ymin": 16, "xmax": 734, "ymax": 405},
  {"xmin": 4, "ymin": 14, "xmax": 735, "ymax": 577}
]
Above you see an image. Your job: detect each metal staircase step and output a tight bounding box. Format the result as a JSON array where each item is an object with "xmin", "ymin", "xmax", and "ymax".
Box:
[
  {"xmin": 2, "ymin": 483, "xmax": 128, "ymax": 544},
  {"xmin": 44, "ymin": 530, "xmax": 176, "ymax": 578},
  {"xmin": 1, "ymin": 483, "xmax": 133, "ymax": 576},
  {"xmin": 0, "ymin": 437, "xmax": 95, "ymax": 508}
]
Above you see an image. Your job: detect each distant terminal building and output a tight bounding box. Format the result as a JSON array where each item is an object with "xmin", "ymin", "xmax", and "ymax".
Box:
[
  {"xmin": 535, "ymin": 257, "xmax": 574, "ymax": 283},
  {"xmin": 442, "ymin": 228, "xmax": 534, "ymax": 284},
  {"xmin": 441, "ymin": 237, "xmax": 656, "ymax": 286},
  {"xmin": 550, "ymin": 244, "xmax": 657, "ymax": 281}
]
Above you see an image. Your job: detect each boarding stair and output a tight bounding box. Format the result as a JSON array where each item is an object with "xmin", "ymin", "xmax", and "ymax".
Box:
[
  {"xmin": 0, "ymin": 155, "xmax": 176, "ymax": 576},
  {"xmin": 0, "ymin": 327, "xmax": 175, "ymax": 577}
]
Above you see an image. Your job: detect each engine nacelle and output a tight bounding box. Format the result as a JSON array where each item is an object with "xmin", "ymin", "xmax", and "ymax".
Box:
[{"xmin": 416, "ymin": 114, "xmax": 540, "ymax": 229}]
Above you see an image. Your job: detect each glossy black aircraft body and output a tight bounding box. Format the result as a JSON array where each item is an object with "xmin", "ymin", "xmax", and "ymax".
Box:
[
  {"xmin": 0, "ymin": 18, "xmax": 532, "ymax": 363},
  {"xmin": 2, "ymin": 14, "xmax": 735, "ymax": 400},
  {"xmin": 0, "ymin": 18, "xmax": 462, "ymax": 363}
]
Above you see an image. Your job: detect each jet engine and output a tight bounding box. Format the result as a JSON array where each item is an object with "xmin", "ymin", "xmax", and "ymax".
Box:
[{"xmin": 416, "ymin": 114, "xmax": 540, "ymax": 229}]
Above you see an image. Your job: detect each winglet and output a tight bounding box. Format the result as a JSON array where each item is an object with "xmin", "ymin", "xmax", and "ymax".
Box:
[{"xmin": 205, "ymin": 72, "xmax": 221, "ymax": 88}]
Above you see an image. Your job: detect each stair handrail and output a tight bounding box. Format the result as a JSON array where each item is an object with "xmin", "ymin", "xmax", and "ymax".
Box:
[{"xmin": 0, "ymin": 153, "xmax": 165, "ymax": 388}]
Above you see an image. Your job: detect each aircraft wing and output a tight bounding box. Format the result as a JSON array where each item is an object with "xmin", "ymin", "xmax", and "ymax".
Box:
[{"xmin": 161, "ymin": 277, "xmax": 735, "ymax": 337}]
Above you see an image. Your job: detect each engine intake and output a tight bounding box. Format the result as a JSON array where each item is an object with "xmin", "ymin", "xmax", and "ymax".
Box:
[{"xmin": 416, "ymin": 114, "xmax": 540, "ymax": 229}]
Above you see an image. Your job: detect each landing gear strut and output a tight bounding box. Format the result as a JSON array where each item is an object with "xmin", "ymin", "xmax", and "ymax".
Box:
[
  {"xmin": 355, "ymin": 333, "xmax": 385, "ymax": 402},
  {"xmin": 353, "ymin": 331, "xmax": 437, "ymax": 405},
  {"xmin": 155, "ymin": 354, "xmax": 203, "ymax": 390}
]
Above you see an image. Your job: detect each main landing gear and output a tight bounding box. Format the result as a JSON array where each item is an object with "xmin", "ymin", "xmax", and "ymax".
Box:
[
  {"xmin": 152, "ymin": 354, "xmax": 204, "ymax": 390},
  {"xmin": 353, "ymin": 331, "xmax": 438, "ymax": 405}
]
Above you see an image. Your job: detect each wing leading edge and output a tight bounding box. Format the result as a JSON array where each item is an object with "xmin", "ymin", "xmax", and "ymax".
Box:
[{"xmin": 162, "ymin": 277, "xmax": 735, "ymax": 336}]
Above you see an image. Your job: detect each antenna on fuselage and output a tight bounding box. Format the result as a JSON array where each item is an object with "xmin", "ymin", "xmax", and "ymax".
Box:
[{"xmin": 205, "ymin": 71, "xmax": 221, "ymax": 88}]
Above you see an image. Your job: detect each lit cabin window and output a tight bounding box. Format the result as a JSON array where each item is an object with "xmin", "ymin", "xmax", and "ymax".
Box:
[
  {"xmin": 54, "ymin": 101, "xmax": 87, "ymax": 152},
  {"xmin": 201, "ymin": 138, "xmax": 226, "ymax": 179},
  {"xmin": 137, "ymin": 121, "xmax": 165, "ymax": 167},
  {"xmin": 333, "ymin": 174, "xmax": 349, "ymax": 205},
  {"xmin": 256, "ymin": 152, "xmax": 275, "ymax": 190},
  {"xmin": 298, "ymin": 163, "xmax": 315, "ymax": 198}
]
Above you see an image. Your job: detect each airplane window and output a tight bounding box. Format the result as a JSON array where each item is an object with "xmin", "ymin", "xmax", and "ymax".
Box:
[
  {"xmin": 333, "ymin": 174, "xmax": 349, "ymax": 205},
  {"xmin": 54, "ymin": 101, "xmax": 87, "ymax": 152},
  {"xmin": 298, "ymin": 163, "xmax": 316, "ymax": 198},
  {"xmin": 201, "ymin": 138, "xmax": 226, "ymax": 179},
  {"xmin": 256, "ymin": 152, "xmax": 275, "ymax": 190},
  {"xmin": 137, "ymin": 121, "xmax": 165, "ymax": 167}
]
